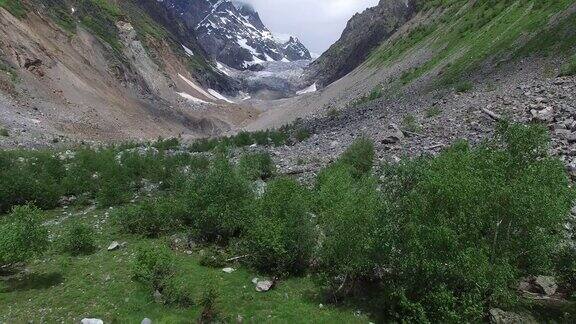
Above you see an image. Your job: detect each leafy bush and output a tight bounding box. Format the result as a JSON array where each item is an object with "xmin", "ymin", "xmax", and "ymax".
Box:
[
  {"xmin": 402, "ymin": 114, "xmax": 422, "ymax": 133},
  {"xmin": 182, "ymin": 157, "xmax": 254, "ymax": 242},
  {"xmin": 559, "ymin": 55, "xmax": 576, "ymax": 76},
  {"xmin": 294, "ymin": 127, "xmax": 311, "ymax": 142},
  {"xmin": 162, "ymin": 275, "xmax": 196, "ymax": 307},
  {"xmin": 199, "ymin": 285, "xmax": 220, "ymax": 323},
  {"xmin": 232, "ymin": 132, "xmax": 254, "ymax": 147},
  {"xmin": 318, "ymin": 122, "xmax": 572, "ymax": 322},
  {"xmin": 455, "ymin": 81, "xmax": 473, "ymax": 93},
  {"xmin": 426, "ymin": 106, "xmax": 442, "ymax": 118},
  {"xmin": 132, "ymin": 243, "xmax": 175, "ymax": 291},
  {"xmin": 245, "ymin": 178, "xmax": 314, "ymax": 275},
  {"xmin": 338, "ymin": 137, "xmax": 375, "ymax": 177},
  {"xmin": 58, "ymin": 222, "xmax": 97, "ymax": 256},
  {"xmin": 315, "ymin": 163, "xmax": 384, "ymax": 295},
  {"xmin": 0, "ymin": 205, "xmax": 48, "ymax": 269},
  {"xmin": 152, "ymin": 137, "xmax": 180, "ymax": 151},
  {"xmin": 113, "ymin": 197, "xmax": 186, "ymax": 238},
  {"xmin": 0, "ymin": 151, "xmax": 65, "ymax": 213},
  {"xmin": 237, "ymin": 152, "xmax": 275, "ymax": 180},
  {"xmin": 198, "ymin": 247, "xmax": 228, "ymax": 268}
]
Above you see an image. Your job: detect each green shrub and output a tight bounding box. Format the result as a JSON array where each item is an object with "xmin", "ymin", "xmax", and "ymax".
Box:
[
  {"xmin": 0, "ymin": 128, "xmax": 8, "ymax": 137},
  {"xmin": 402, "ymin": 114, "xmax": 421, "ymax": 133},
  {"xmin": 269, "ymin": 130, "xmax": 289, "ymax": 147},
  {"xmin": 312, "ymin": 122, "xmax": 573, "ymax": 321},
  {"xmin": 0, "ymin": 205, "xmax": 48, "ymax": 268},
  {"xmin": 245, "ymin": 178, "xmax": 314, "ymax": 275},
  {"xmin": 315, "ymin": 163, "xmax": 384, "ymax": 294},
  {"xmin": 114, "ymin": 197, "xmax": 186, "ymax": 238},
  {"xmin": 58, "ymin": 222, "xmax": 97, "ymax": 256},
  {"xmin": 0, "ymin": 151, "xmax": 65, "ymax": 213},
  {"xmin": 0, "ymin": 0, "xmax": 27, "ymax": 18},
  {"xmin": 455, "ymin": 81, "xmax": 473, "ymax": 93},
  {"xmin": 152, "ymin": 137, "xmax": 180, "ymax": 151},
  {"xmin": 373, "ymin": 123, "xmax": 572, "ymax": 321},
  {"xmin": 237, "ymin": 152, "xmax": 275, "ymax": 180},
  {"xmin": 132, "ymin": 243, "xmax": 175, "ymax": 291},
  {"xmin": 338, "ymin": 137, "xmax": 375, "ymax": 177},
  {"xmin": 426, "ymin": 106, "xmax": 442, "ymax": 118},
  {"xmin": 559, "ymin": 55, "xmax": 576, "ymax": 76},
  {"xmin": 232, "ymin": 131, "xmax": 254, "ymax": 147},
  {"xmin": 199, "ymin": 285, "xmax": 220, "ymax": 323},
  {"xmin": 162, "ymin": 275, "xmax": 196, "ymax": 306},
  {"xmin": 294, "ymin": 127, "xmax": 311, "ymax": 142},
  {"xmin": 182, "ymin": 157, "xmax": 254, "ymax": 242},
  {"xmin": 198, "ymin": 247, "xmax": 228, "ymax": 268},
  {"xmin": 189, "ymin": 138, "xmax": 220, "ymax": 152},
  {"xmin": 252, "ymin": 130, "xmax": 271, "ymax": 146}
]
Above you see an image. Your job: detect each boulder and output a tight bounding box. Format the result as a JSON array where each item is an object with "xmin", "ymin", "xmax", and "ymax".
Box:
[
  {"xmin": 531, "ymin": 107, "xmax": 554, "ymax": 122},
  {"xmin": 534, "ymin": 275, "xmax": 558, "ymax": 296},
  {"xmin": 107, "ymin": 241, "xmax": 120, "ymax": 251},
  {"xmin": 489, "ymin": 308, "xmax": 537, "ymax": 324},
  {"xmin": 81, "ymin": 319, "xmax": 104, "ymax": 324},
  {"xmin": 222, "ymin": 267, "xmax": 235, "ymax": 273},
  {"xmin": 254, "ymin": 279, "xmax": 274, "ymax": 292},
  {"xmin": 141, "ymin": 318, "xmax": 152, "ymax": 324}
]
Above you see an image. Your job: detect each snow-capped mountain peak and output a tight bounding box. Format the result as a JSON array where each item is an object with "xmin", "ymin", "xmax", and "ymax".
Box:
[{"xmin": 158, "ymin": 0, "xmax": 311, "ymax": 70}]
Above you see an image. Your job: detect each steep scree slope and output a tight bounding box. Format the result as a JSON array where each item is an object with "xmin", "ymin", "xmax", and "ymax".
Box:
[{"xmin": 0, "ymin": 0, "xmax": 257, "ymax": 145}]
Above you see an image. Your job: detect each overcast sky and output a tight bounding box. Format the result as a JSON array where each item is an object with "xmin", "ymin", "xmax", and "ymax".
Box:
[{"xmin": 243, "ymin": 0, "xmax": 380, "ymax": 55}]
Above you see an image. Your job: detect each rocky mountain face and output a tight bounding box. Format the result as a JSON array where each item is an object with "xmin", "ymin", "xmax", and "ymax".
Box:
[
  {"xmin": 305, "ymin": 0, "xmax": 418, "ymax": 87},
  {"xmin": 0, "ymin": 0, "xmax": 259, "ymax": 146},
  {"xmin": 157, "ymin": 0, "xmax": 311, "ymax": 70}
]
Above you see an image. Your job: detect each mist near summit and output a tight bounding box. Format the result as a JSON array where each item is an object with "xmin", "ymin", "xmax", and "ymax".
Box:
[{"xmin": 242, "ymin": 0, "xmax": 380, "ymax": 54}]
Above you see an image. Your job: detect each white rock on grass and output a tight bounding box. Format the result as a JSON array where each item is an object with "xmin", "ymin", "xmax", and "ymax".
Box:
[
  {"xmin": 81, "ymin": 319, "xmax": 104, "ymax": 324},
  {"xmin": 255, "ymin": 279, "xmax": 274, "ymax": 292},
  {"xmin": 107, "ymin": 241, "xmax": 120, "ymax": 251},
  {"xmin": 141, "ymin": 318, "xmax": 152, "ymax": 324},
  {"xmin": 222, "ymin": 267, "xmax": 235, "ymax": 273}
]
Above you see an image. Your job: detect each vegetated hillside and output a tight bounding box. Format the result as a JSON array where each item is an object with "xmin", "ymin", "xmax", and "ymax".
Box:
[
  {"xmin": 0, "ymin": 123, "xmax": 574, "ymax": 322},
  {"xmin": 0, "ymin": 0, "xmax": 255, "ymax": 146},
  {"xmin": 290, "ymin": 0, "xmax": 576, "ymax": 123}
]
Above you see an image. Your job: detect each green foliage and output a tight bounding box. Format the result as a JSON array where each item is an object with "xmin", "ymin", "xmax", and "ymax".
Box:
[
  {"xmin": 58, "ymin": 222, "xmax": 97, "ymax": 256},
  {"xmin": 233, "ymin": 132, "xmax": 254, "ymax": 147},
  {"xmin": 338, "ymin": 137, "xmax": 375, "ymax": 178},
  {"xmin": 0, "ymin": 151, "xmax": 65, "ymax": 214},
  {"xmin": 152, "ymin": 138, "xmax": 180, "ymax": 151},
  {"xmin": 0, "ymin": 127, "xmax": 8, "ymax": 137},
  {"xmin": 350, "ymin": 86, "xmax": 383, "ymax": 107},
  {"xmin": 560, "ymin": 55, "xmax": 576, "ymax": 77},
  {"xmin": 132, "ymin": 243, "xmax": 175, "ymax": 291},
  {"xmin": 294, "ymin": 127, "xmax": 311, "ymax": 142},
  {"xmin": 370, "ymin": 0, "xmax": 576, "ymax": 88},
  {"xmin": 455, "ymin": 81, "xmax": 473, "ymax": 93},
  {"xmin": 113, "ymin": 197, "xmax": 186, "ymax": 238},
  {"xmin": 0, "ymin": 205, "xmax": 48, "ymax": 268},
  {"xmin": 315, "ymin": 163, "xmax": 384, "ymax": 293},
  {"xmin": 0, "ymin": 144, "xmax": 209, "ymax": 213},
  {"xmin": 198, "ymin": 285, "xmax": 220, "ymax": 323},
  {"xmin": 402, "ymin": 114, "xmax": 422, "ymax": 133},
  {"xmin": 237, "ymin": 152, "xmax": 275, "ymax": 180},
  {"xmin": 182, "ymin": 157, "xmax": 254, "ymax": 242},
  {"xmin": 161, "ymin": 275, "xmax": 196, "ymax": 307},
  {"xmin": 426, "ymin": 106, "xmax": 442, "ymax": 118},
  {"xmin": 245, "ymin": 178, "xmax": 314, "ymax": 275},
  {"xmin": 0, "ymin": 0, "xmax": 26, "ymax": 18}
]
